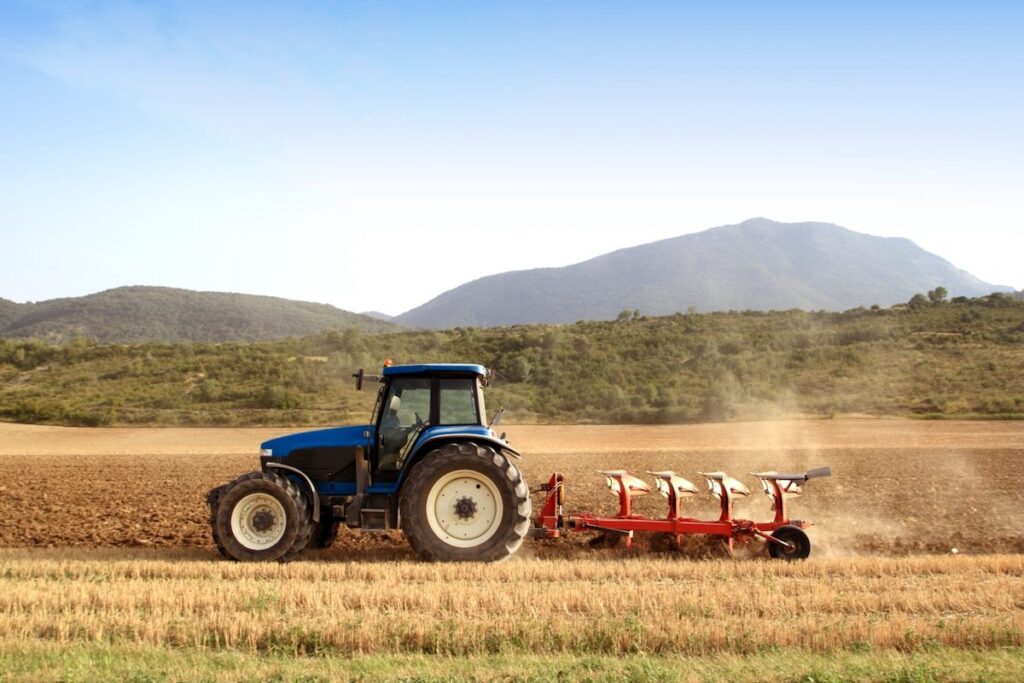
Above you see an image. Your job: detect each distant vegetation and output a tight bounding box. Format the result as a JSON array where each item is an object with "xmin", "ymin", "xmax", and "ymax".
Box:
[
  {"xmin": 1, "ymin": 293, "xmax": 1022, "ymax": 427},
  {"xmin": 0, "ymin": 286, "xmax": 396, "ymax": 343}
]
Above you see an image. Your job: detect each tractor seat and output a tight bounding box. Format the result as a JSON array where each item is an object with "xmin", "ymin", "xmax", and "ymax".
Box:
[{"xmin": 599, "ymin": 470, "xmax": 651, "ymax": 495}]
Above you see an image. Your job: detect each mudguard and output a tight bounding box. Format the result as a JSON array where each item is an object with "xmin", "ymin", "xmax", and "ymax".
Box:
[
  {"xmin": 411, "ymin": 430, "xmax": 520, "ymax": 461},
  {"xmin": 262, "ymin": 461, "xmax": 322, "ymax": 523}
]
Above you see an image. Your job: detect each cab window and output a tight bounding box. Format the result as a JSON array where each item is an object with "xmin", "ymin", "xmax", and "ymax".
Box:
[
  {"xmin": 438, "ymin": 378, "xmax": 480, "ymax": 425},
  {"xmin": 377, "ymin": 377, "xmax": 431, "ymax": 474},
  {"xmin": 381, "ymin": 377, "xmax": 431, "ymax": 429}
]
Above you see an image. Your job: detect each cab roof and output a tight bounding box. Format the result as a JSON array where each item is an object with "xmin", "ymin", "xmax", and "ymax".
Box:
[{"xmin": 382, "ymin": 363, "xmax": 487, "ymax": 377}]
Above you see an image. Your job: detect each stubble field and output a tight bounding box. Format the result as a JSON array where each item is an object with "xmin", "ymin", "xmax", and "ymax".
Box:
[{"xmin": 1, "ymin": 419, "xmax": 1023, "ymax": 681}]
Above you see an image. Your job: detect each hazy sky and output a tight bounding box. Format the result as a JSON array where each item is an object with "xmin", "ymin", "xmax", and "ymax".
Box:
[{"xmin": 1, "ymin": 1, "xmax": 1021, "ymax": 315}]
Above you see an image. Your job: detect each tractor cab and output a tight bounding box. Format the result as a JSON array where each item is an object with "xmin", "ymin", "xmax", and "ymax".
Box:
[
  {"xmin": 214, "ymin": 363, "xmax": 529, "ymax": 563},
  {"xmin": 369, "ymin": 364, "xmax": 491, "ymax": 482}
]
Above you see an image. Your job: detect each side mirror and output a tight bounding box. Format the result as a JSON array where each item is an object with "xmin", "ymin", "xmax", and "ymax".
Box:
[
  {"xmin": 353, "ymin": 369, "xmax": 365, "ymax": 391},
  {"xmin": 489, "ymin": 407, "xmax": 505, "ymax": 428}
]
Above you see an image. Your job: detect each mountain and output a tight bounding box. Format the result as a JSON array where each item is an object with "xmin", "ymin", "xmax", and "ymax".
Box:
[
  {"xmin": 360, "ymin": 311, "xmax": 396, "ymax": 322},
  {"xmin": 395, "ymin": 219, "xmax": 1012, "ymax": 328},
  {"xmin": 0, "ymin": 286, "xmax": 397, "ymax": 343}
]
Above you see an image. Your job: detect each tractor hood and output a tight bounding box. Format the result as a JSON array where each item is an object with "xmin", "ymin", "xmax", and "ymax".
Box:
[{"xmin": 260, "ymin": 425, "xmax": 370, "ymax": 458}]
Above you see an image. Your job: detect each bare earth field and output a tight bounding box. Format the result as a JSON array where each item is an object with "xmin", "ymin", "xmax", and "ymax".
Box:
[
  {"xmin": 0, "ymin": 419, "xmax": 1022, "ymax": 556},
  {"xmin": 1, "ymin": 419, "xmax": 1023, "ymax": 681}
]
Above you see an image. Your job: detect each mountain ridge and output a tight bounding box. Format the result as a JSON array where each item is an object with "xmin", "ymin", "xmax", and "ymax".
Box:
[
  {"xmin": 395, "ymin": 218, "xmax": 1011, "ymax": 328},
  {"xmin": 0, "ymin": 286, "xmax": 397, "ymax": 343}
]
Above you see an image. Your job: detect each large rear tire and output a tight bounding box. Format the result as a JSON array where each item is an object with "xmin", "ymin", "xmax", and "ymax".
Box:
[
  {"xmin": 400, "ymin": 443, "xmax": 530, "ymax": 562},
  {"xmin": 213, "ymin": 471, "xmax": 311, "ymax": 562}
]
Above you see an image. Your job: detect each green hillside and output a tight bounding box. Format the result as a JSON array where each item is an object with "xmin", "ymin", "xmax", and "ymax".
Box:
[
  {"xmin": 1, "ymin": 293, "xmax": 1022, "ymax": 427},
  {"xmin": 0, "ymin": 298, "xmax": 20, "ymax": 329},
  {"xmin": 0, "ymin": 286, "xmax": 397, "ymax": 342}
]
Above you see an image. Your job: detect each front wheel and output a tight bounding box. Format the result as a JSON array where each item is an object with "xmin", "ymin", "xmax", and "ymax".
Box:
[
  {"xmin": 767, "ymin": 525, "xmax": 812, "ymax": 560},
  {"xmin": 400, "ymin": 443, "xmax": 531, "ymax": 562},
  {"xmin": 213, "ymin": 471, "xmax": 311, "ymax": 562}
]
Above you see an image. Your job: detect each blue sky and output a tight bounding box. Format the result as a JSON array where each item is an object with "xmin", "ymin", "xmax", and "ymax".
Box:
[{"xmin": 1, "ymin": 1, "xmax": 1021, "ymax": 314}]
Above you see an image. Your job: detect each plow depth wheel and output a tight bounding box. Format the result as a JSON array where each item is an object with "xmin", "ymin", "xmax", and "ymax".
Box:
[
  {"xmin": 400, "ymin": 443, "xmax": 531, "ymax": 562},
  {"xmin": 767, "ymin": 525, "xmax": 811, "ymax": 561}
]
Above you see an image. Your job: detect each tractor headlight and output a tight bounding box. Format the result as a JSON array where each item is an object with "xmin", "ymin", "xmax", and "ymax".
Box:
[{"xmin": 260, "ymin": 448, "xmax": 273, "ymax": 457}]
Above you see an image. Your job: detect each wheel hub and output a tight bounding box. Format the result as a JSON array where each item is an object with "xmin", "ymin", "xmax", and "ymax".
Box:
[
  {"xmin": 252, "ymin": 510, "xmax": 275, "ymax": 532},
  {"xmin": 453, "ymin": 496, "xmax": 478, "ymax": 520},
  {"xmin": 229, "ymin": 492, "xmax": 288, "ymax": 551}
]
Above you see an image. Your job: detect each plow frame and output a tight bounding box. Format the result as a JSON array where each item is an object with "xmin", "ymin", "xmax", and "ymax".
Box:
[{"xmin": 532, "ymin": 469, "xmax": 825, "ymax": 554}]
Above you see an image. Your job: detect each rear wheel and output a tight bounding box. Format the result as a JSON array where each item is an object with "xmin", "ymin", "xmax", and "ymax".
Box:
[
  {"xmin": 400, "ymin": 443, "xmax": 530, "ymax": 562},
  {"xmin": 213, "ymin": 471, "xmax": 311, "ymax": 562},
  {"xmin": 767, "ymin": 525, "xmax": 811, "ymax": 560}
]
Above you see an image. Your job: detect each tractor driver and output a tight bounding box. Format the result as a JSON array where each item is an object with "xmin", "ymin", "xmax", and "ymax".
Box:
[{"xmin": 377, "ymin": 377, "xmax": 430, "ymax": 472}]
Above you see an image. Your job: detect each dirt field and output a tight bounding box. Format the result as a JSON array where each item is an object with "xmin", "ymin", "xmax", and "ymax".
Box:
[
  {"xmin": 1, "ymin": 419, "xmax": 1021, "ymax": 557},
  {"xmin": 2, "ymin": 419, "xmax": 1023, "ymax": 680}
]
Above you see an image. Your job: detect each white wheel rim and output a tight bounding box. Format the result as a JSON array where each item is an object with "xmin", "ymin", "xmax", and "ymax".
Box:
[
  {"xmin": 230, "ymin": 492, "xmax": 287, "ymax": 550},
  {"xmin": 425, "ymin": 469, "xmax": 504, "ymax": 549}
]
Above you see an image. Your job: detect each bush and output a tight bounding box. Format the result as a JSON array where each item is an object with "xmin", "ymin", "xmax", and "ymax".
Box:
[{"xmin": 255, "ymin": 386, "xmax": 306, "ymax": 410}]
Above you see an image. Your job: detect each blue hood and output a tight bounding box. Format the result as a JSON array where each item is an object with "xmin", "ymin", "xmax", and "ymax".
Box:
[{"xmin": 261, "ymin": 425, "xmax": 371, "ymax": 457}]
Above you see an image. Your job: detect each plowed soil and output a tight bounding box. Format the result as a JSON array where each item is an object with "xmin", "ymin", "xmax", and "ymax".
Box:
[{"xmin": 1, "ymin": 420, "xmax": 1021, "ymax": 558}]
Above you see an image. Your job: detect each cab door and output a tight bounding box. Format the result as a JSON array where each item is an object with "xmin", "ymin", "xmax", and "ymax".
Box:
[{"xmin": 374, "ymin": 377, "xmax": 432, "ymax": 482}]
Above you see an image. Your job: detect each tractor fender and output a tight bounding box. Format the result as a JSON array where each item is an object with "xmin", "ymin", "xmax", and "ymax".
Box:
[
  {"xmin": 412, "ymin": 432, "xmax": 520, "ymax": 461},
  {"xmin": 262, "ymin": 461, "xmax": 321, "ymax": 523},
  {"xmin": 399, "ymin": 432, "xmax": 521, "ymax": 490}
]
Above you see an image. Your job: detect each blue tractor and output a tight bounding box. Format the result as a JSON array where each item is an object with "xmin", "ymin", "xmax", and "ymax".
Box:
[{"xmin": 208, "ymin": 363, "xmax": 531, "ymax": 562}]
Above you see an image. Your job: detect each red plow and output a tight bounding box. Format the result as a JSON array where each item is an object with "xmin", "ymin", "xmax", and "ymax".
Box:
[{"xmin": 531, "ymin": 467, "xmax": 831, "ymax": 559}]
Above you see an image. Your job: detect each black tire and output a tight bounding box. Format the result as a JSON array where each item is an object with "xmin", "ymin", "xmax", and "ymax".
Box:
[
  {"xmin": 307, "ymin": 518, "xmax": 340, "ymax": 549},
  {"xmin": 279, "ymin": 509, "xmax": 315, "ymax": 563},
  {"xmin": 213, "ymin": 471, "xmax": 311, "ymax": 562},
  {"xmin": 206, "ymin": 484, "xmax": 229, "ymax": 558},
  {"xmin": 278, "ymin": 483, "xmax": 316, "ymax": 562},
  {"xmin": 400, "ymin": 443, "xmax": 531, "ymax": 562},
  {"xmin": 767, "ymin": 525, "xmax": 812, "ymax": 560}
]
